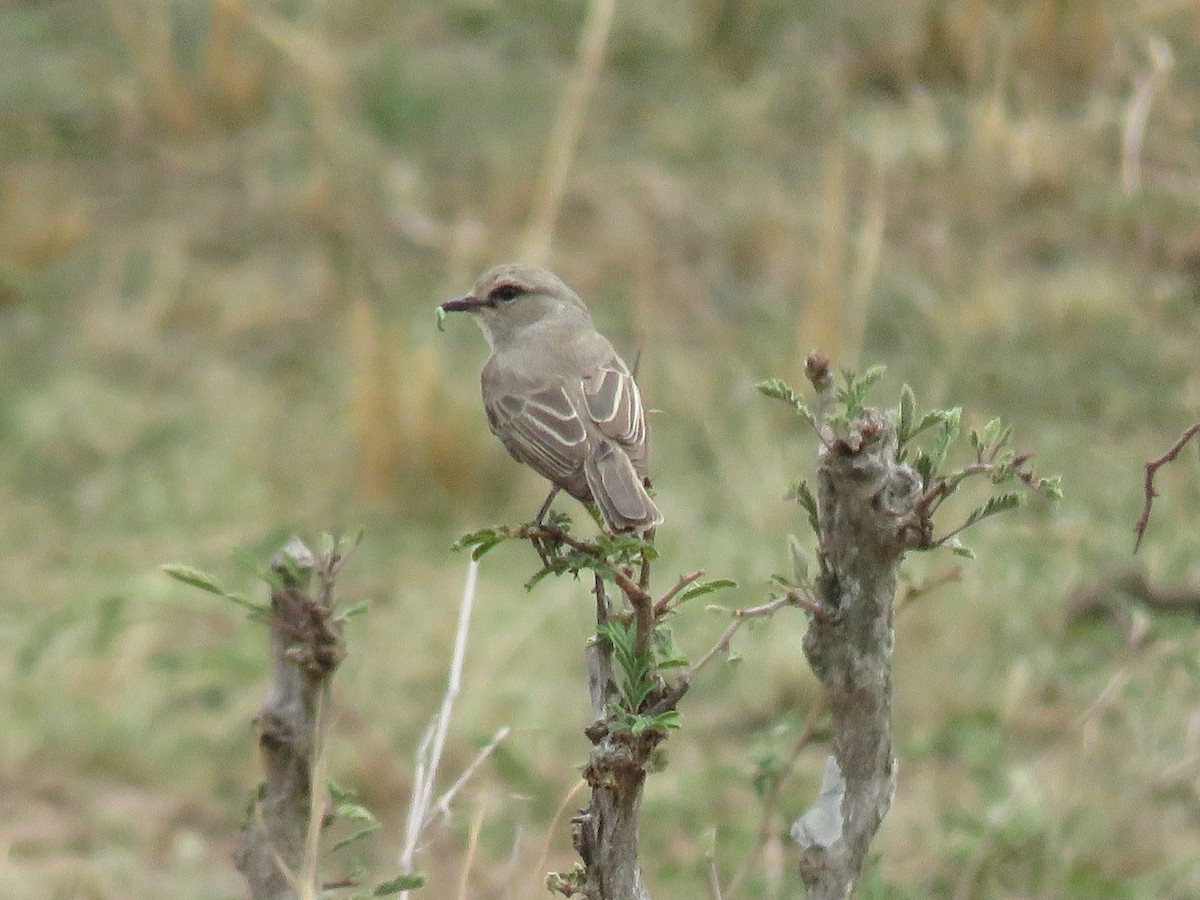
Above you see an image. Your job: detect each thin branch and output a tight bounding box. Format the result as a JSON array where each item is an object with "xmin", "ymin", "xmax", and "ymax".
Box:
[
  {"xmin": 1135, "ymin": 422, "xmax": 1200, "ymax": 551},
  {"xmin": 457, "ymin": 795, "xmax": 489, "ymax": 900},
  {"xmin": 300, "ymin": 689, "xmax": 329, "ymax": 900},
  {"xmin": 398, "ymin": 558, "xmax": 480, "ymax": 895},
  {"xmin": 1121, "ymin": 35, "xmax": 1173, "ymax": 196},
  {"xmin": 639, "ymin": 527, "xmax": 656, "ymax": 592},
  {"xmin": 527, "ymin": 779, "xmax": 588, "ymax": 896},
  {"xmin": 653, "ymin": 570, "xmax": 706, "ymax": 616},
  {"xmin": 427, "ymin": 726, "xmax": 512, "ymax": 827},
  {"xmin": 685, "ymin": 593, "xmax": 809, "ymax": 682},
  {"xmin": 895, "ymin": 567, "xmax": 962, "ymax": 613},
  {"xmin": 613, "ymin": 567, "xmax": 652, "ymax": 608},
  {"xmin": 706, "ymin": 831, "xmax": 725, "ymax": 900}
]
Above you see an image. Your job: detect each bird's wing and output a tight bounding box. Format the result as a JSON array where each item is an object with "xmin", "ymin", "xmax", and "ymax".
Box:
[
  {"xmin": 581, "ymin": 358, "xmax": 646, "ymax": 451},
  {"xmin": 484, "ymin": 383, "xmax": 589, "ymax": 484}
]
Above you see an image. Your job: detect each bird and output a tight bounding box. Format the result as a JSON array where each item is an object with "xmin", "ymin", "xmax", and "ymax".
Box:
[{"xmin": 440, "ymin": 263, "xmax": 662, "ymax": 533}]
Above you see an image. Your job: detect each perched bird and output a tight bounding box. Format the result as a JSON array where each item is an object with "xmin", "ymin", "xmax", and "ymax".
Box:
[{"xmin": 441, "ymin": 264, "xmax": 662, "ymax": 532}]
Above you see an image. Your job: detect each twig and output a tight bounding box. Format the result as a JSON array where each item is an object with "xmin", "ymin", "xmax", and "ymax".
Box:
[
  {"xmin": 457, "ymin": 795, "xmax": 489, "ymax": 900},
  {"xmin": 528, "ymin": 778, "xmax": 587, "ymax": 895},
  {"xmin": 428, "ymin": 726, "xmax": 511, "ymax": 826},
  {"xmin": 398, "ymin": 558, "xmax": 480, "ymax": 895},
  {"xmin": 685, "ymin": 593, "xmax": 809, "ymax": 682},
  {"xmin": 653, "ymin": 570, "xmax": 706, "ymax": 615},
  {"xmin": 1121, "ymin": 35, "xmax": 1174, "ymax": 197},
  {"xmin": 706, "ymin": 830, "xmax": 724, "ymax": 900},
  {"xmin": 1135, "ymin": 422, "xmax": 1200, "ymax": 551}
]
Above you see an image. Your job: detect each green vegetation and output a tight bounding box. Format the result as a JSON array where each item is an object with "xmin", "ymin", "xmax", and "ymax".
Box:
[{"xmin": 2, "ymin": 0, "xmax": 1199, "ymax": 897}]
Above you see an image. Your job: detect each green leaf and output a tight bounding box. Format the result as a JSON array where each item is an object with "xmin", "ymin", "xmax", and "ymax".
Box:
[
  {"xmin": 339, "ymin": 599, "xmax": 371, "ymax": 619},
  {"xmin": 756, "ymin": 377, "xmax": 802, "ymax": 406},
  {"xmin": 946, "ymin": 538, "xmax": 975, "ymax": 559},
  {"xmin": 676, "ymin": 578, "xmax": 738, "ymax": 605},
  {"xmin": 1040, "ymin": 476, "xmax": 1064, "ymax": 501},
  {"xmin": 927, "ymin": 407, "xmax": 961, "ymax": 473},
  {"xmin": 332, "ymin": 822, "xmax": 382, "ymax": 852},
  {"xmin": 328, "ymin": 781, "xmax": 358, "ymax": 805},
  {"xmin": 914, "ymin": 450, "xmax": 934, "ymax": 487},
  {"xmin": 909, "ymin": 408, "xmax": 948, "ymax": 441},
  {"xmin": 161, "ymin": 564, "xmax": 228, "ymax": 597},
  {"xmin": 960, "ymin": 492, "xmax": 1023, "ymax": 531},
  {"xmin": 436, "ymin": 305, "xmax": 448, "ymax": 332},
  {"xmin": 375, "ymin": 872, "xmax": 427, "ymax": 894},
  {"xmin": 231, "ymin": 547, "xmax": 284, "ymax": 590},
  {"xmin": 757, "ymin": 378, "xmax": 820, "ymax": 431},
  {"xmin": 897, "ymin": 384, "xmax": 915, "ymax": 444},
  {"xmin": 221, "ymin": 592, "xmax": 271, "ymax": 614},
  {"xmin": 651, "ymin": 625, "xmax": 689, "ymax": 669},
  {"xmin": 319, "ymin": 531, "xmax": 337, "ymax": 558},
  {"xmin": 785, "ymin": 480, "xmax": 820, "ymax": 536},
  {"xmin": 338, "ymin": 803, "xmax": 378, "ymax": 825},
  {"xmin": 788, "ymin": 534, "xmax": 810, "ymax": 585},
  {"xmin": 860, "ymin": 363, "xmax": 886, "ymax": 392}
]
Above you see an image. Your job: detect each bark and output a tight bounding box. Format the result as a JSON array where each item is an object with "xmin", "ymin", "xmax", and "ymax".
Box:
[
  {"xmin": 565, "ymin": 580, "xmax": 657, "ymax": 900},
  {"xmin": 793, "ymin": 410, "xmax": 921, "ymax": 898},
  {"xmin": 234, "ymin": 538, "xmax": 345, "ymax": 900}
]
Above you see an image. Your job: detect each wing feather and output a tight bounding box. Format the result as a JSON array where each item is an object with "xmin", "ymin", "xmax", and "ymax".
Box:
[{"xmin": 485, "ymin": 384, "xmax": 588, "ymax": 485}]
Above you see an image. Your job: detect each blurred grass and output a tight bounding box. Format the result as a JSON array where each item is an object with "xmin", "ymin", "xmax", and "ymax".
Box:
[{"xmin": 2, "ymin": 0, "xmax": 1200, "ymax": 897}]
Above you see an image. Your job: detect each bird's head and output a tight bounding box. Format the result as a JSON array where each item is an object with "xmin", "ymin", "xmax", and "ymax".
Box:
[{"xmin": 441, "ymin": 264, "xmax": 592, "ymax": 350}]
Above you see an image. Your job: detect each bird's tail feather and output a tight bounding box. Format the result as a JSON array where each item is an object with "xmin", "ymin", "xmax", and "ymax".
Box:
[{"xmin": 584, "ymin": 440, "xmax": 663, "ymax": 533}]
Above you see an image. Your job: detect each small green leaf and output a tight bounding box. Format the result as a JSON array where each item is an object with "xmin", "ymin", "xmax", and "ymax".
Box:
[
  {"xmin": 338, "ymin": 803, "xmax": 378, "ymax": 825},
  {"xmin": 914, "ymin": 451, "xmax": 934, "ymax": 487},
  {"xmin": 788, "ymin": 534, "xmax": 810, "ymax": 585},
  {"xmin": 860, "ymin": 363, "xmax": 887, "ymax": 390},
  {"xmin": 756, "ymin": 377, "xmax": 802, "ymax": 405},
  {"xmin": 897, "ymin": 384, "xmax": 915, "ymax": 443},
  {"xmin": 928, "ymin": 407, "xmax": 961, "ymax": 472},
  {"xmin": 161, "ymin": 565, "xmax": 229, "ymax": 597},
  {"xmin": 946, "ymin": 538, "xmax": 975, "ymax": 559},
  {"xmin": 339, "ymin": 599, "xmax": 371, "ymax": 619},
  {"xmin": 677, "ymin": 578, "xmax": 738, "ymax": 605},
  {"xmin": 375, "ymin": 873, "xmax": 427, "ymax": 895},
  {"xmin": 328, "ymin": 781, "xmax": 358, "ymax": 805},
  {"xmin": 758, "ymin": 378, "xmax": 820, "ymax": 431},
  {"xmin": 231, "ymin": 547, "xmax": 284, "ymax": 590},
  {"xmin": 222, "ymin": 592, "xmax": 271, "ymax": 614},
  {"xmin": 909, "ymin": 408, "xmax": 948, "ymax": 441},
  {"xmin": 785, "ymin": 480, "xmax": 820, "ymax": 536},
  {"xmin": 961, "ymin": 492, "xmax": 1023, "ymax": 531},
  {"xmin": 332, "ymin": 822, "xmax": 382, "ymax": 852},
  {"xmin": 319, "ymin": 532, "xmax": 337, "ymax": 558},
  {"xmin": 436, "ymin": 305, "xmax": 448, "ymax": 332},
  {"xmin": 1039, "ymin": 475, "xmax": 1064, "ymax": 501}
]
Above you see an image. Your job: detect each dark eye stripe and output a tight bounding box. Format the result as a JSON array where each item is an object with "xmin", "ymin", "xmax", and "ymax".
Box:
[{"xmin": 490, "ymin": 283, "xmax": 523, "ymax": 302}]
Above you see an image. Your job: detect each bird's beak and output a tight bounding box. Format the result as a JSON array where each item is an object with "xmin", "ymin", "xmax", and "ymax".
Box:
[{"xmin": 441, "ymin": 294, "xmax": 492, "ymax": 313}]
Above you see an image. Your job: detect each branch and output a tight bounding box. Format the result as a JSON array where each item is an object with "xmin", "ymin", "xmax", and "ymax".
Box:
[
  {"xmin": 685, "ymin": 593, "xmax": 811, "ymax": 682},
  {"xmin": 793, "ymin": 406, "xmax": 919, "ymax": 897},
  {"xmin": 398, "ymin": 559, "xmax": 482, "ymax": 897},
  {"xmin": 1135, "ymin": 422, "xmax": 1200, "ymax": 551},
  {"xmin": 653, "ymin": 570, "xmax": 705, "ymax": 616},
  {"xmin": 234, "ymin": 537, "xmax": 345, "ymax": 900}
]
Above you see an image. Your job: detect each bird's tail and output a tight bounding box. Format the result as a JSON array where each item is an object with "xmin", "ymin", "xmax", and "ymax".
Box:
[{"xmin": 584, "ymin": 440, "xmax": 663, "ymax": 533}]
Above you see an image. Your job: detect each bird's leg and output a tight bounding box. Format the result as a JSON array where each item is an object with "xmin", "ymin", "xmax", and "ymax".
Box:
[
  {"xmin": 529, "ymin": 486, "xmax": 561, "ymax": 570},
  {"xmin": 534, "ymin": 486, "xmax": 560, "ymax": 526}
]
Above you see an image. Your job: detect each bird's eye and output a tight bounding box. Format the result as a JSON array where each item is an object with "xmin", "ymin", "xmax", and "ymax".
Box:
[{"xmin": 490, "ymin": 283, "xmax": 522, "ymax": 302}]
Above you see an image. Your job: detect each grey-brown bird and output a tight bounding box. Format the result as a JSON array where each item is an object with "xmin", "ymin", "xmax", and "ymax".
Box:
[{"xmin": 441, "ymin": 264, "xmax": 662, "ymax": 533}]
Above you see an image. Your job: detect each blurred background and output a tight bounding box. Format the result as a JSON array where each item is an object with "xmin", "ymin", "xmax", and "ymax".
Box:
[{"xmin": 2, "ymin": 0, "xmax": 1199, "ymax": 897}]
